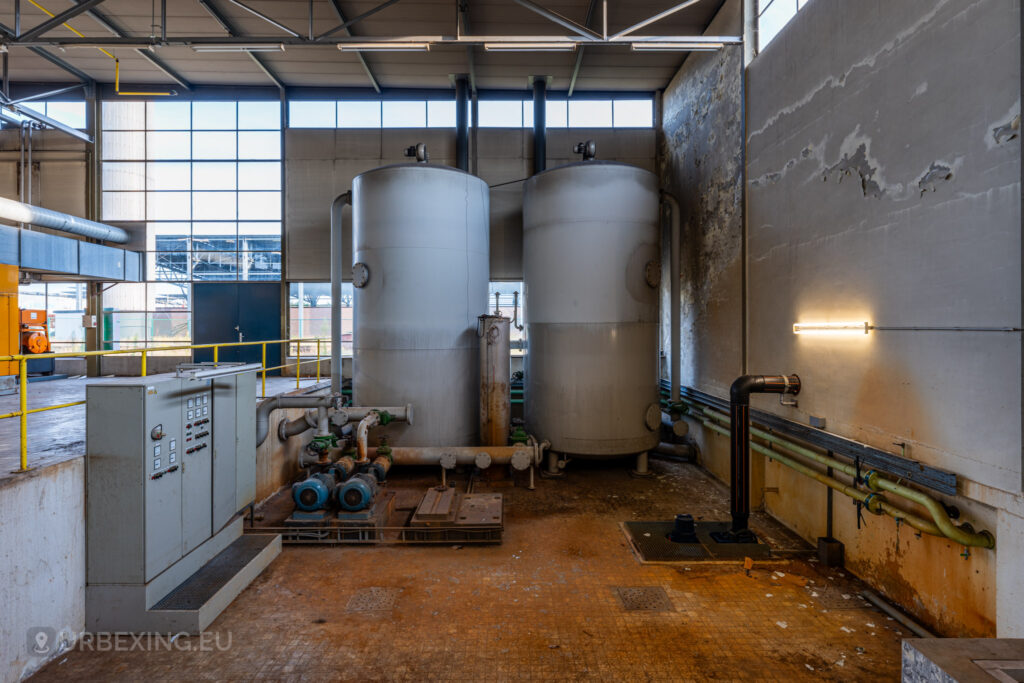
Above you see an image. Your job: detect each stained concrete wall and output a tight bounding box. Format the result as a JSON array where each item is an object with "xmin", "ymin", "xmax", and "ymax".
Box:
[
  {"xmin": 0, "ymin": 459, "xmax": 85, "ymax": 683},
  {"xmin": 662, "ymin": 0, "xmax": 1022, "ymax": 636},
  {"xmin": 285, "ymin": 127, "xmax": 656, "ymax": 282}
]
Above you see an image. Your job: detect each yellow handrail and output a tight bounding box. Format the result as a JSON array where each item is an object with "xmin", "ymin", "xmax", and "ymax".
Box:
[{"xmin": 4, "ymin": 337, "xmax": 329, "ymax": 473}]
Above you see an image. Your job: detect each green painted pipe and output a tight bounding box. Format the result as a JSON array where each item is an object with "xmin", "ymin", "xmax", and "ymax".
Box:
[
  {"xmin": 686, "ymin": 398, "xmax": 994, "ymax": 549},
  {"xmin": 701, "ymin": 420, "xmax": 943, "ymax": 539}
]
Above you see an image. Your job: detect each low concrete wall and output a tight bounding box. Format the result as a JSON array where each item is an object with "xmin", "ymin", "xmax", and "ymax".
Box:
[
  {"xmin": 98, "ymin": 355, "xmax": 190, "ymax": 377},
  {"xmin": 0, "ymin": 459, "xmax": 85, "ymax": 683}
]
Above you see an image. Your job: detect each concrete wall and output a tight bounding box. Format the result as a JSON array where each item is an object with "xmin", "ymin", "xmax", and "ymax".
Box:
[
  {"xmin": 662, "ymin": 0, "xmax": 1022, "ymax": 636},
  {"xmin": 0, "ymin": 459, "xmax": 85, "ymax": 683},
  {"xmin": 285, "ymin": 126, "xmax": 656, "ymax": 282}
]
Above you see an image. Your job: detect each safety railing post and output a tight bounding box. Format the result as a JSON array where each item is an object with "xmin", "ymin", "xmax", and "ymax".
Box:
[
  {"xmin": 261, "ymin": 342, "xmax": 267, "ymax": 397},
  {"xmin": 18, "ymin": 358, "xmax": 27, "ymax": 472},
  {"xmin": 214, "ymin": 345, "xmax": 219, "ymax": 366},
  {"xmin": 296, "ymin": 342, "xmax": 301, "ymax": 389},
  {"xmin": 141, "ymin": 349, "xmax": 147, "ymax": 377},
  {"xmin": 316, "ymin": 338, "xmax": 321, "ymax": 383}
]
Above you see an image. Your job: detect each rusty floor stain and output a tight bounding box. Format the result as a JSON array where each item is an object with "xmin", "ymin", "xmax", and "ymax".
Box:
[{"xmin": 33, "ymin": 458, "xmax": 904, "ymax": 681}]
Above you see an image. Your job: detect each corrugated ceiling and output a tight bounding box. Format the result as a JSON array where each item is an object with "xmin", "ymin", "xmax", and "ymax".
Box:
[{"xmin": 0, "ymin": 0, "xmax": 727, "ymax": 91}]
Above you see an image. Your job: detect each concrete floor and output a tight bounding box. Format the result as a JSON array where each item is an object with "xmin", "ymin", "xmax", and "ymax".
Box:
[
  {"xmin": 0, "ymin": 374, "xmax": 324, "ymax": 480},
  {"xmin": 33, "ymin": 459, "xmax": 905, "ymax": 681}
]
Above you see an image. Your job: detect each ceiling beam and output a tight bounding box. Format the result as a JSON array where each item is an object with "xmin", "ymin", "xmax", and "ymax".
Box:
[
  {"xmin": 609, "ymin": 0, "xmax": 708, "ymax": 40},
  {"xmin": 198, "ymin": 0, "xmax": 287, "ymax": 90},
  {"xmin": 327, "ymin": 0, "xmax": 381, "ymax": 93},
  {"xmin": 0, "ymin": 20, "xmax": 94, "ymax": 84},
  {"xmin": 316, "ymin": 0, "xmax": 403, "ymax": 41},
  {"xmin": 568, "ymin": 0, "xmax": 599, "ymax": 96},
  {"xmin": 510, "ymin": 0, "xmax": 602, "ymax": 41},
  {"xmin": 227, "ymin": 0, "xmax": 300, "ymax": 37},
  {"xmin": 9, "ymin": 35, "xmax": 741, "ymax": 48},
  {"xmin": 16, "ymin": 0, "xmax": 108, "ymax": 43}
]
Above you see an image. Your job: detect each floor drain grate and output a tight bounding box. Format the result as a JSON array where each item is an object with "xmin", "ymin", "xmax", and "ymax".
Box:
[
  {"xmin": 346, "ymin": 587, "xmax": 401, "ymax": 612},
  {"xmin": 613, "ymin": 586, "xmax": 674, "ymax": 612}
]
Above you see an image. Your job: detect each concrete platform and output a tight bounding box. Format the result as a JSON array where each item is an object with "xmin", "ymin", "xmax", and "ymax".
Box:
[
  {"xmin": 903, "ymin": 638, "xmax": 1024, "ymax": 682},
  {"xmin": 0, "ymin": 374, "xmax": 325, "ymax": 481}
]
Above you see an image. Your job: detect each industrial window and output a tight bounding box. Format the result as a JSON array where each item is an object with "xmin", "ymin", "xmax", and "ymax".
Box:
[
  {"xmin": 757, "ymin": 0, "xmax": 810, "ymax": 51},
  {"xmin": 100, "ymin": 100, "xmax": 283, "ymax": 289},
  {"xmin": 100, "ymin": 282, "xmax": 191, "ymax": 353},
  {"xmin": 288, "ymin": 282, "xmax": 352, "ymax": 357},
  {"xmin": 6, "ymin": 100, "xmax": 87, "ymax": 129},
  {"xmin": 16, "ymin": 282, "xmax": 88, "ymax": 353},
  {"xmin": 487, "ymin": 282, "xmax": 525, "ymax": 356}
]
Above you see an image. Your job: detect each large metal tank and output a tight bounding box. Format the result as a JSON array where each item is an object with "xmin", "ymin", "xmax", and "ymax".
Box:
[
  {"xmin": 351, "ymin": 163, "xmax": 489, "ymax": 446},
  {"xmin": 523, "ymin": 160, "xmax": 660, "ymax": 458}
]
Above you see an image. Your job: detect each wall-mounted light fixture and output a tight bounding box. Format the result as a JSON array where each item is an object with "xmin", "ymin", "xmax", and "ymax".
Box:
[{"xmin": 792, "ymin": 322, "xmax": 870, "ymax": 335}]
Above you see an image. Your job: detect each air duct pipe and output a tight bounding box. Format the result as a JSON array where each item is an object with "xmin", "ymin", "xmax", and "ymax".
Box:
[
  {"xmin": 0, "ymin": 196, "xmax": 129, "ymax": 243},
  {"xmin": 256, "ymin": 395, "xmax": 336, "ymax": 447},
  {"xmin": 661, "ymin": 192, "xmax": 681, "ymax": 405},
  {"xmin": 330, "ymin": 191, "xmax": 352, "ymax": 395},
  {"xmin": 728, "ymin": 374, "xmax": 801, "ymax": 540}
]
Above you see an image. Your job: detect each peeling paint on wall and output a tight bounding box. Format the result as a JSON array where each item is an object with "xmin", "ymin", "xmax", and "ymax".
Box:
[{"xmin": 916, "ymin": 162, "xmax": 954, "ymax": 196}]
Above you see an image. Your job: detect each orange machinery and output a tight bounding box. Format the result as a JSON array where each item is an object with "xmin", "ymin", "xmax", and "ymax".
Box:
[
  {"xmin": 20, "ymin": 309, "xmax": 50, "ymax": 354},
  {"xmin": 0, "ymin": 264, "xmax": 17, "ymax": 380}
]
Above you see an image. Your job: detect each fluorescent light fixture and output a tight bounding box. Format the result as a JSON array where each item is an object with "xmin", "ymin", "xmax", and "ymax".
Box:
[
  {"xmin": 792, "ymin": 322, "xmax": 870, "ymax": 335},
  {"xmin": 630, "ymin": 41, "xmax": 725, "ymax": 52},
  {"xmin": 191, "ymin": 44, "xmax": 285, "ymax": 53},
  {"xmin": 484, "ymin": 42, "xmax": 576, "ymax": 52},
  {"xmin": 337, "ymin": 42, "xmax": 431, "ymax": 52}
]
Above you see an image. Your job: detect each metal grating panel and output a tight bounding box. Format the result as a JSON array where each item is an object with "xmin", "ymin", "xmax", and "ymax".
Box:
[
  {"xmin": 346, "ymin": 587, "xmax": 401, "ymax": 612},
  {"xmin": 614, "ymin": 586, "xmax": 674, "ymax": 612},
  {"xmin": 152, "ymin": 534, "xmax": 276, "ymax": 611}
]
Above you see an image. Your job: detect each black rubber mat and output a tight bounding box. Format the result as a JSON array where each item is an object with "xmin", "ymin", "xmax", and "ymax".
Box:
[
  {"xmin": 152, "ymin": 534, "xmax": 276, "ymax": 611},
  {"xmin": 623, "ymin": 521, "xmax": 771, "ymax": 562}
]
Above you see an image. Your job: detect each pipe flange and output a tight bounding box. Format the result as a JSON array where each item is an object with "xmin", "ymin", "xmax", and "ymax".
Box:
[
  {"xmin": 440, "ymin": 452, "xmax": 458, "ymax": 470},
  {"xmin": 475, "ymin": 452, "xmax": 492, "ymax": 469},
  {"xmin": 330, "ymin": 409, "xmax": 350, "ymax": 426},
  {"xmin": 645, "ymin": 260, "xmax": 661, "ymax": 288},
  {"xmin": 644, "ymin": 403, "xmax": 661, "ymax": 431},
  {"xmin": 352, "ymin": 262, "xmax": 370, "ymax": 288},
  {"xmin": 405, "ymin": 403, "xmax": 414, "ymax": 426},
  {"xmin": 277, "ymin": 417, "xmax": 289, "ymax": 441},
  {"xmin": 510, "ymin": 449, "xmax": 532, "ymax": 471}
]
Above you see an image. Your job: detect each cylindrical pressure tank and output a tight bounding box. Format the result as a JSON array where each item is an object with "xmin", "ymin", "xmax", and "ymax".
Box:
[
  {"xmin": 351, "ymin": 163, "xmax": 489, "ymax": 446},
  {"xmin": 523, "ymin": 161, "xmax": 661, "ymax": 458}
]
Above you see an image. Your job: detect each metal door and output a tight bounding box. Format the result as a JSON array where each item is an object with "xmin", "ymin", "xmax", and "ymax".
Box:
[{"xmin": 193, "ymin": 283, "xmax": 281, "ymax": 372}]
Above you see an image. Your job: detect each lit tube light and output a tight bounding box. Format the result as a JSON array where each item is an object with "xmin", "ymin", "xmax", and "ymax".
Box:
[
  {"xmin": 337, "ymin": 42, "xmax": 431, "ymax": 52},
  {"xmin": 484, "ymin": 42, "xmax": 576, "ymax": 52},
  {"xmin": 191, "ymin": 44, "xmax": 286, "ymax": 53},
  {"xmin": 630, "ymin": 42, "xmax": 725, "ymax": 52},
  {"xmin": 792, "ymin": 322, "xmax": 870, "ymax": 335}
]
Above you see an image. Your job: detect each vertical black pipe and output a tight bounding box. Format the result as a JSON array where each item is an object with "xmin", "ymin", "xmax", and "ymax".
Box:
[
  {"xmin": 728, "ymin": 374, "xmax": 800, "ymax": 538},
  {"xmin": 532, "ymin": 76, "xmax": 546, "ymax": 174},
  {"xmin": 455, "ymin": 75, "xmax": 469, "ymax": 172}
]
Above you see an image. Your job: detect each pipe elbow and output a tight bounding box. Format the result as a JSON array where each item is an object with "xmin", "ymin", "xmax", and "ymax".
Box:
[{"xmin": 730, "ymin": 375, "xmax": 763, "ymax": 405}]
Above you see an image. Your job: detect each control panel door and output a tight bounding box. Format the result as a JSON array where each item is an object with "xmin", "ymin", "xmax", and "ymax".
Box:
[
  {"xmin": 181, "ymin": 386, "xmax": 214, "ymax": 554},
  {"xmin": 143, "ymin": 384, "xmax": 184, "ymax": 581}
]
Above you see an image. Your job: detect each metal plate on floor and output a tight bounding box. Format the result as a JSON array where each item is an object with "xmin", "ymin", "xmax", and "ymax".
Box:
[
  {"xmin": 456, "ymin": 494, "xmax": 503, "ymax": 526},
  {"xmin": 346, "ymin": 587, "xmax": 401, "ymax": 612},
  {"xmin": 614, "ymin": 586, "xmax": 674, "ymax": 612},
  {"xmin": 622, "ymin": 521, "xmax": 771, "ymax": 563}
]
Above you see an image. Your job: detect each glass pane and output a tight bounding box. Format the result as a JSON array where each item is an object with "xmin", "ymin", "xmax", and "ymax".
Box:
[
  {"xmin": 46, "ymin": 283, "xmax": 86, "ymax": 311},
  {"xmin": 289, "ymin": 101, "xmax": 335, "ymax": 127},
  {"xmin": 758, "ymin": 0, "xmax": 797, "ymax": 50},
  {"xmin": 427, "ymin": 100, "xmax": 455, "ymax": 128},
  {"xmin": 102, "ymin": 192, "xmax": 145, "ymax": 221},
  {"xmin": 338, "ymin": 101, "xmax": 381, "ymax": 128},
  {"xmin": 102, "ymin": 131, "xmax": 145, "ymax": 160},
  {"xmin": 568, "ymin": 100, "xmax": 613, "ymax": 127},
  {"xmin": 238, "ymin": 162, "xmax": 280, "ymax": 190},
  {"xmin": 522, "ymin": 100, "xmax": 534, "ymax": 127},
  {"xmin": 102, "ymin": 312, "xmax": 147, "ymax": 344},
  {"xmin": 148, "ymin": 312, "xmax": 191, "ymax": 342},
  {"xmin": 382, "ymin": 101, "xmax": 426, "ymax": 128},
  {"xmin": 192, "ymin": 252, "xmax": 238, "ymax": 281},
  {"xmin": 147, "ymin": 131, "xmax": 191, "ymax": 160},
  {"xmin": 192, "ymin": 192, "xmax": 237, "ymax": 220},
  {"xmin": 239, "ymin": 251, "xmax": 281, "ymax": 281},
  {"xmin": 238, "ymin": 222, "xmax": 281, "ymax": 250},
  {"xmin": 103, "ymin": 162, "xmax": 145, "ymax": 191},
  {"xmin": 488, "ymin": 281, "xmax": 526, "ymax": 349},
  {"xmin": 192, "ymin": 101, "xmax": 236, "ymax": 129},
  {"xmin": 18, "ymin": 283, "xmax": 46, "ymax": 310},
  {"xmin": 192, "ymin": 162, "xmax": 236, "ymax": 190},
  {"xmin": 546, "ymin": 100, "xmax": 568, "ymax": 127},
  {"xmin": 146, "ymin": 162, "xmax": 190, "ymax": 190},
  {"xmin": 147, "ymin": 282, "xmax": 190, "ymax": 310},
  {"xmin": 150, "ymin": 251, "xmax": 190, "ymax": 281},
  {"xmin": 147, "ymin": 191, "xmax": 191, "ymax": 220},
  {"xmin": 47, "ymin": 101, "xmax": 86, "ymax": 129},
  {"xmin": 147, "ymin": 101, "xmax": 191, "ymax": 130},
  {"xmin": 238, "ymin": 101, "xmax": 281, "ymax": 129},
  {"xmin": 49, "ymin": 312, "xmax": 85, "ymax": 344},
  {"xmin": 102, "ymin": 101, "xmax": 145, "ymax": 130},
  {"xmin": 613, "ymin": 100, "xmax": 653, "ymax": 127},
  {"xmin": 104, "ymin": 283, "xmax": 146, "ymax": 311},
  {"xmin": 147, "ymin": 222, "xmax": 190, "ymax": 252},
  {"xmin": 192, "ymin": 131, "xmax": 236, "ymax": 160},
  {"xmin": 192, "ymin": 222, "xmax": 237, "ymax": 251},
  {"xmin": 238, "ymin": 131, "xmax": 280, "ymax": 159},
  {"xmin": 237, "ymin": 192, "xmax": 281, "ymax": 220},
  {"xmin": 479, "ymin": 101, "xmax": 522, "ymax": 127}
]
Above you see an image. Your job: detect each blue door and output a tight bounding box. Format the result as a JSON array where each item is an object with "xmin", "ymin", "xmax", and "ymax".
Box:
[{"xmin": 193, "ymin": 283, "xmax": 281, "ymax": 372}]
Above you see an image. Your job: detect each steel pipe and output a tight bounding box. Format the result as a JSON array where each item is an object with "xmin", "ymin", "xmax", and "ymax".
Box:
[
  {"xmin": 330, "ymin": 191, "xmax": 351, "ymax": 394},
  {"xmin": 662, "ymin": 192, "xmax": 681, "ymax": 405},
  {"xmin": 0, "ymin": 196, "xmax": 128, "ymax": 242},
  {"xmin": 278, "ymin": 409, "xmax": 319, "ymax": 441},
  {"xmin": 860, "ymin": 589, "xmax": 936, "ymax": 638},
  {"xmin": 256, "ymin": 394, "xmax": 335, "ymax": 447},
  {"xmin": 364, "ymin": 445, "xmax": 535, "ymax": 470}
]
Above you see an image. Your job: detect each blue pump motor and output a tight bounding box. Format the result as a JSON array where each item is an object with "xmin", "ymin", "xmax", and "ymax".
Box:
[
  {"xmin": 337, "ymin": 473, "xmax": 378, "ymax": 512},
  {"xmin": 292, "ymin": 472, "xmax": 337, "ymax": 511}
]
